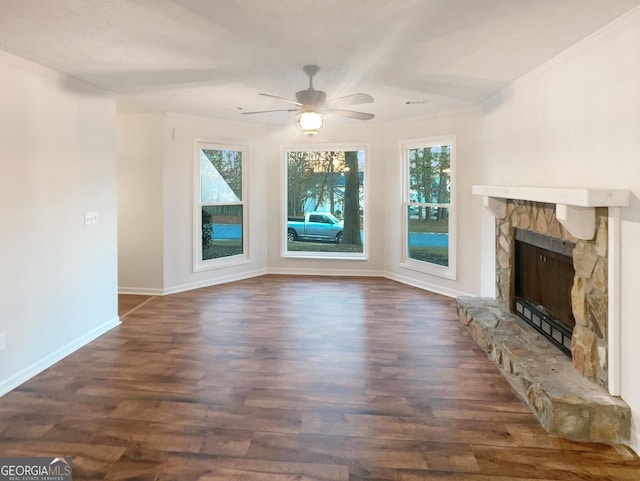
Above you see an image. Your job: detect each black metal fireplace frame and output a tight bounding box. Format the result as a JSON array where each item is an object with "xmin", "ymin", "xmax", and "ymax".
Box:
[
  {"xmin": 514, "ymin": 297, "xmax": 573, "ymax": 355},
  {"xmin": 513, "ymin": 228, "xmax": 576, "ymax": 357}
]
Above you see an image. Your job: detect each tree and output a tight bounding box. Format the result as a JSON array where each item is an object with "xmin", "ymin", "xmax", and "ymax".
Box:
[
  {"xmin": 435, "ymin": 146, "xmax": 451, "ymax": 220},
  {"xmin": 408, "ymin": 146, "xmax": 451, "ymax": 222},
  {"xmin": 342, "ymin": 151, "xmax": 361, "ymax": 245},
  {"xmin": 409, "ymin": 148, "xmax": 434, "ymax": 220},
  {"xmin": 287, "ymin": 151, "xmax": 347, "ymax": 217},
  {"xmin": 287, "ymin": 151, "xmax": 312, "ymax": 217}
]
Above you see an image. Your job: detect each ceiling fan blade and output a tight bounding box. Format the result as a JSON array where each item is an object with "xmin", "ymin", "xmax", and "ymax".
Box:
[
  {"xmin": 326, "ymin": 93, "xmax": 374, "ymax": 108},
  {"xmin": 328, "ymin": 109, "xmax": 375, "ymax": 121},
  {"xmin": 258, "ymin": 93, "xmax": 302, "ymax": 106},
  {"xmin": 240, "ymin": 108, "xmax": 299, "ymax": 115}
]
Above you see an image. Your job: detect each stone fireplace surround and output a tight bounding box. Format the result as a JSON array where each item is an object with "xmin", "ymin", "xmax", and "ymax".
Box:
[
  {"xmin": 458, "ymin": 186, "xmax": 631, "ymax": 444},
  {"xmin": 499, "ymin": 201, "xmax": 606, "ymax": 385}
]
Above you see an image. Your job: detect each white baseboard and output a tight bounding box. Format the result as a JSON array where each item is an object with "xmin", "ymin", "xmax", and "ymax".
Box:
[
  {"xmin": 121, "ymin": 269, "xmax": 474, "ymax": 299},
  {"xmin": 0, "ymin": 316, "xmax": 121, "ymax": 397},
  {"xmin": 268, "ymin": 267, "xmax": 385, "ymax": 277},
  {"xmin": 118, "ymin": 286, "xmax": 164, "ymax": 295},
  {"xmin": 385, "ymin": 271, "xmax": 474, "ymax": 299},
  {"xmin": 162, "ymin": 268, "xmax": 269, "ymax": 295}
]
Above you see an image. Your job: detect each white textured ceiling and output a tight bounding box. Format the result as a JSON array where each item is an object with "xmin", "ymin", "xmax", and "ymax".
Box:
[{"xmin": 0, "ymin": 0, "xmax": 638, "ymax": 125}]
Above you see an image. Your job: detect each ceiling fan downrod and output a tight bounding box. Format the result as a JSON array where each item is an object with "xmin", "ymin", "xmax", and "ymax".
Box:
[{"xmin": 303, "ymin": 65, "xmax": 319, "ymax": 89}]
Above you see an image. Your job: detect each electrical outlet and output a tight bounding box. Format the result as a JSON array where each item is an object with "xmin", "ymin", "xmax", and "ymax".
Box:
[
  {"xmin": 0, "ymin": 333, "xmax": 5, "ymax": 352},
  {"xmin": 84, "ymin": 211, "xmax": 99, "ymax": 225}
]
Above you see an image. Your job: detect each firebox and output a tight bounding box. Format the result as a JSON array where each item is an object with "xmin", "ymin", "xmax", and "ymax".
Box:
[{"xmin": 513, "ymin": 229, "xmax": 575, "ymax": 356}]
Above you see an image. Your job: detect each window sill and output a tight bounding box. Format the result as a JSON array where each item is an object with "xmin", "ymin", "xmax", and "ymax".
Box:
[
  {"xmin": 193, "ymin": 256, "xmax": 250, "ymax": 273},
  {"xmin": 399, "ymin": 260, "xmax": 456, "ymax": 280},
  {"xmin": 282, "ymin": 251, "xmax": 369, "ymax": 261}
]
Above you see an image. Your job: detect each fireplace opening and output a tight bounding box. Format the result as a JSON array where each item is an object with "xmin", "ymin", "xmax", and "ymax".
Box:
[{"xmin": 513, "ymin": 229, "xmax": 575, "ymax": 356}]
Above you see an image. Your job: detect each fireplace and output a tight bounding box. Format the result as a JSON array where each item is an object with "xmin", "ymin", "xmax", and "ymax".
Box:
[
  {"xmin": 471, "ymin": 185, "xmax": 630, "ymax": 392},
  {"xmin": 455, "ymin": 185, "xmax": 632, "ymax": 445},
  {"xmin": 513, "ymin": 228, "xmax": 575, "ymax": 356},
  {"xmin": 493, "ymin": 200, "xmax": 612, "ymax": 386}
]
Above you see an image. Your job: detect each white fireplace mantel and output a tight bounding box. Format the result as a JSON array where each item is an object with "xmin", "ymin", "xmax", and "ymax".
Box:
[{"xmin": 472, "ymin": 185, "xmax": 630, "ymax": 240}]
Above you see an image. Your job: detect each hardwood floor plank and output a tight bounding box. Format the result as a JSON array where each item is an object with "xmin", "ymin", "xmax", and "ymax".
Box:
[
  {"xmin": 148, "ymin": 452, "xmax": 350, "ymax": 481},
  {"xmin": 0, "ymin": 275, "xmax": 638, "ymax": 480},
  {"xmin": 472, "ymin": 444, "xmax": 640, "ymax": 480},
  {"xmin": 119, "ymin": 294, "xmax": 155, "ymax": 318}
]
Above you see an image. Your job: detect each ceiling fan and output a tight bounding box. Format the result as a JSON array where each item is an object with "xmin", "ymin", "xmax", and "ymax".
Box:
[{"xmin": 241, "ymin": 65, "xmax": 374, "ymax": 135}]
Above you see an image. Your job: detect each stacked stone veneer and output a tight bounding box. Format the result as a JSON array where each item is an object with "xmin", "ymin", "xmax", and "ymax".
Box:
[
  {"xmin": 457, "ymin": 297, "xmax": 630, "ymax": 444},
  {"xmin": 495, "ymin": 200, "xmax": 609, "ymax": 388}
]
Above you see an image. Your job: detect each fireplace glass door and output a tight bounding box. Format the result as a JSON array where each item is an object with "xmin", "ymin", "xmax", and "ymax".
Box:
[{"xmin": 514, "ymin": 229, "xmax": 575, "ymax": 355}]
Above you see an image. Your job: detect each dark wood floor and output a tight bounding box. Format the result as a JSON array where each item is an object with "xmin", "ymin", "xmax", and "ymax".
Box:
[
  {"xmin": 1, "ymin": 276, "xmax": 638, "ymax": 480},
  {"xmin": 118, "ymin": 294, "xmax": 156, "ymax": 318}
]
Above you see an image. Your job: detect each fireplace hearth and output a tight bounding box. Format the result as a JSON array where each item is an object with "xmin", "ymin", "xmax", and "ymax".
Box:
[{"xmin": 457, "ymin": 296, "xmax": 630, "ymax": 444}]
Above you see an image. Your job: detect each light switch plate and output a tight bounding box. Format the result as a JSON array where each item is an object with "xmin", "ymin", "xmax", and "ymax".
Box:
[{"xmin": 85, "ymin": 211, "xmax": 99, "ymax": 225}]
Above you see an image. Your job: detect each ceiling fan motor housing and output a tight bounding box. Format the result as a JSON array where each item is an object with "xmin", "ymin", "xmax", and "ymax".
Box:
[{"xmin": 296, "ymin": 88, "xmax": 327, "ymax": 109}]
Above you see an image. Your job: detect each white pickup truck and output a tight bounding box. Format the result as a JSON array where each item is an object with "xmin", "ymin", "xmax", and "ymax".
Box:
[{"xmin": 287, "ymin": 212, "xmax": 343, "ymax": 243}]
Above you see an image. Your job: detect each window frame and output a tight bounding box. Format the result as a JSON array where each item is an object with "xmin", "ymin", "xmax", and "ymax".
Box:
[
  {"xmin": 193, "ymin": 140, "xmax": 249, "ymax": 272},
  {"xmin": 281, "ymin": 143, "xmax": 370, "ymax": 260},
  {"xmin": 400, "ymin": 135, "xmax": 456, "ymax": 280}
]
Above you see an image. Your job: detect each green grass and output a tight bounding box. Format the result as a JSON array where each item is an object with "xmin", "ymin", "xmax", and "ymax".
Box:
[
  {"xmin": 287, "ymin": 241, "xmax": 364, "ymax": 253},
  {"xmin": 408, "ymin": 217, "xmax": 449, "ymax": 234},
  {"xmin": 408, "ymin": 246, "xmax": 449, "ymax": 266},
  {"xmin": 203, "ymin": 240, "xmax": 243, "ymax": 260},
  {"xmin": 203, "ymin": 239, "xmax": 365, "ymax": 257}
]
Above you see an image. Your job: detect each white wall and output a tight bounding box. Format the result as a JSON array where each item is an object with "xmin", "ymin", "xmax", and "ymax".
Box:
[
  {"xmin": 161, "ymin": 113, "xmax": 269, "ymax": 293},
  {"xmin": 479, "ymin": 8, "xmax": 640, "ymax": 453},
  {"xmin": 382, "ymin": 108, "xmax": 484, "ymax": 297},
  {"xmin": 116, "ymin": 112, "xmax": 271, "ymax": 294},
  {"xmin": 0, "ymin": 51, "xmax": 118, "ymax": 394},
  {"xmin": 116, "ymin": 114, "xmax": 403, "ymax": 292},
  {"xmin": 116, "ymin": 108, "xmax": 486, "ymax": 295},
  {"xmin": 117, "ymin": 112, "xmax": 165, "ymax": 293}
]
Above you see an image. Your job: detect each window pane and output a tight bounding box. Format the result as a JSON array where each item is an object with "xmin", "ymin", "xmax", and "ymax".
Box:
[
  {"xmin": 202, "ymin": 205, "xmax": 243, "ymax": 260},
  {"xmin": 286, "ymin": 150, "xmax": 364, "ymax": 254},
  {"xmin": 201, "ymin": 149, "xmax": 242, "ymax": 203},
  {"xmin": 407, "ymin": 205, "xmax": 449, "ymax": 266},
  {"xmin": 408, "ymin": 145, "xmax": 451, "ymax": 204}
]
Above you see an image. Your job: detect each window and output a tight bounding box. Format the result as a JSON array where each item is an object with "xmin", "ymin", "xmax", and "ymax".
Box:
[
  {"xmin": 402, "ymin": 136, "xmax": 456, "ymax": 279},
  {"xmin": 194, "ymin": 142, "xmax": 247, "ymax": 271},
  {"xmin": 284, "ymin": 146, "xmax": 367, "ymax": 259}
]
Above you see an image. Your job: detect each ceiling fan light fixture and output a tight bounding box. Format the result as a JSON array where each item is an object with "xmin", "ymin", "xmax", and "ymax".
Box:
[
  {"xmin": 243, "ymin": 65, "xmax": 373, "ymax": 130},
  {"xmin": 297, "ymin": 111, "xmax": 324, "ymax": 135}
]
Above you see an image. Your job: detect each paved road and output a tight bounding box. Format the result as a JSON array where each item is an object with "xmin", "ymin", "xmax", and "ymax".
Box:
[
  {"xmin": 409, "ymin": 232, "xmax": 448, "ymax": 247},
  {"xmin": 212, "ymin": 224, "xmax": 448, "ymax": 247}
]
